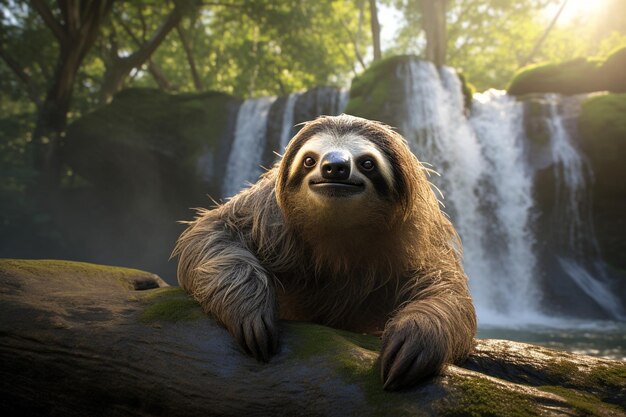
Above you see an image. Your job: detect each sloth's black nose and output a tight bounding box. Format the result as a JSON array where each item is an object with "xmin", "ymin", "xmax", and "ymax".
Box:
[{"xmin": 321, "ymin": 151, "xmax": 351, "ymax": 181}]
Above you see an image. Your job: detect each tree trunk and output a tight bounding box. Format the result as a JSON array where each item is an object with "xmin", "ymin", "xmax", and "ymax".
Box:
[
  {"xmin": 29, "ymin": 0, "xmax": 114, "ymax": 197},
  {"xmin": 369, "ymin": 0, "xmax": 381, "ymax": 61},
  {"xmin": 421, "ymin": 0, "xmax": 447, "ymax": 67},
  {"xmin": 1, "ymin": 259, "xmax": 624, "ymax": 417}
]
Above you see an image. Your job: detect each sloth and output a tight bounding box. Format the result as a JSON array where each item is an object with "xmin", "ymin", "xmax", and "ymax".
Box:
[{"xmin": 174, "ymin": 114, "xmax": 476, "ymax": 391}]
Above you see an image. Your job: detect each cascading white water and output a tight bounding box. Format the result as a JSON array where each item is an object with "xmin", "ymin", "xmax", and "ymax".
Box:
[
  {"xmin": 399, "ymin": 60, "xmax": 541, "ymax": 323},
  {"xmin": 222, "ymin": 97, "xmax": 276, "ymax": 198},
  {"xmin": 399, "ymin": 59, "xmax": 623, "ymax": 324},
  {"xmin": 470, "ymin": 90, "xmax": 539, "ymax": 322},
  {"xmin": 279, "ymin": 93, "xmax": 300, "ymax": 151}
]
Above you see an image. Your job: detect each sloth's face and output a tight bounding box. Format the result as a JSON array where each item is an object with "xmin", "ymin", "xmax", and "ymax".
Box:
[
  {"xmin": 280, "ymin": 131, "xmax": 396, "ymax": 228},
  {"xmin": 289, "ymin": 132, "xmax": 394, "ymax": 201}
]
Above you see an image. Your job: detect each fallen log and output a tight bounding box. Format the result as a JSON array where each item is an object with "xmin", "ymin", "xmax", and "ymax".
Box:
[{"xmin": 0, "ymin": 259, "xmax": 624, "ymax": 416}]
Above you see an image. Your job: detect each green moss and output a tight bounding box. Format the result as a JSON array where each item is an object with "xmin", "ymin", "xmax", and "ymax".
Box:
[
  {"xmin": 586, "ymin": 363, "xmax": 626, "ymax": 395},
  {"xmin": 509, "ymin": 48, "xmax": 626, "ymax": 95},
  {"xmin": 442, "ymin": 376, "xmax": 540, "ymax": 417},
  {"xmin": 346, "ymin": 55, "xmax": 416, "ymax": 121},
  {"xmin": 0, "ymin": 258, "xmax": 154, "ymax": 290},
  {"xmin": 458, "ymin": 72, "xmax": 476, "ymax": 111},
  {"xmin": 546, "ymin": 359, "xmax": 580, "ymax": 383},
  {"xmin": 508, "ymin": 58, "xmax": 604, "ymax": 96},
  {"xmin": 285, "ymin": 322, "xmax": 412, "ymax": 412},
  {"xmin": 579, "ymin": 93, "xmax": 626, "ymax": 147},
  {"xmin": 140, "ymin": 287, "xmax": 203, "ymax": 323},
  {"xmin": 539, "ymin": 386, "xmax": 623, "ymax": 417},
  {"xmin": 348, "ymin": 55, "xmax": 474, "ymax": 121},
  {"xmin": 542, "ymin": 360, "xmax": 626, "ymax": 409}
]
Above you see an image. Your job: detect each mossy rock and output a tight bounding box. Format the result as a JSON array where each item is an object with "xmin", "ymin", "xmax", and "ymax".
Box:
[
  {"xmin": 578, "ymin": 93, "xmax": 626, "ymax": 274},
  {"xmin": 578, "ymin": 93, "xmax": 626, "ymax": 199},
  {"xmin": 346, "ymin": 55, "xmax": 417, "ymax": 125},
  {"xmin": 347, "ymin": 55, "xmax": 473, "ymax": 126},
  {"xmin": 508, "ymin": 58, "xmax": 605, "ymax": 96},
  {"xmin": 140, "ymin": 287, "xmax": 204, "ymax": 322},
  {"xmin": 62, "ymin": 88, "xmax": 239, "ymax": 200},
  {"xmin": 508, "ymin": 48, "xmax": 626, "ymax": 96}
]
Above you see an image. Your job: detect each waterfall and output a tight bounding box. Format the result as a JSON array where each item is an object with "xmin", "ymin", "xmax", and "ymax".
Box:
[
  {"xmin": 398, "ymin": 59, "xmax": 622, "ymax": 324},
  {"xmin": 279, "ymin": 93, "xmax": 300, "ymax": 151},
  {"xmin": 543, "ymin": 95, "xmax": 625, "ymax": 320},
  {"xmin": 223, "ymin": 88, "xmax": 348, "ymax": 196},
  {"xmin": 470, "ymin": 90, "xmax": 539, "ymax": 321},
  {"xmin": 399, "ymin": 60, "xmax": 540, "ymax": 322},
  {"xmin": 222, "ymin": 97, "xmax": 276, "ymax": 198}
]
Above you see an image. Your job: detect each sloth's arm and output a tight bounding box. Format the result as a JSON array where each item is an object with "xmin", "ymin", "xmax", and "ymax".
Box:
[
  {"xmin": 174, "ymin": 206, "xmax": 279, "ymax": 362},
  {"xmin": 380, "ymin": 267, "xmax": 476, "ymax": 390}
]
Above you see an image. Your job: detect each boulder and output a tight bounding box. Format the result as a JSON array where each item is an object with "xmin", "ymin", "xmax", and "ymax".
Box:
[
  {"xmin": 63, "ymin": 88, "xmax": 240, "ymax": 200},
  {"xmin": 1, "ymin": 259, "xmax": 624, "ymax": 417},
  {"xmin": 579, "ymin": 93, "xmax": 626, "ymax": 273},
  {"xmin": 508, "ymin": 47, "xmax": 626, "ymax": 96},
  {"xmin": 56, "ymin": 89, "xmax": 239, "ymax": 279},
  {"xmin": 346, "ymin": 55, "xmax": 473, "ymax": 125}
]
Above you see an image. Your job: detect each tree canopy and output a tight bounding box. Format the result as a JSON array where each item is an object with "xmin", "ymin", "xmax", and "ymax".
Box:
[{"xmin": 1, "ymin": 0, "xmax": 625, "ymax": 240}]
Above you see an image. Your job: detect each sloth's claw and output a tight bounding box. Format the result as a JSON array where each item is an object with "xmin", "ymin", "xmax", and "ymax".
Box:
[
  {"xmin": 380, "ymin": 320, "xmax": 444, "ymax": 391},
  {"xmin": 232, "ymin": 311, "xmax": 279, "ymax": 363}
]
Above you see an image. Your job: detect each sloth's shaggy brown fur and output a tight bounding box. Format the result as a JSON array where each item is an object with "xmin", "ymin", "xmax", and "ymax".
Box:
[{"xmin": 174, "ymin": 114, "xmax": 476, "ymax": 390}]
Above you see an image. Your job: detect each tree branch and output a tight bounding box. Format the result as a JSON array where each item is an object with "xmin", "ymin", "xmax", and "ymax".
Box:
[
  {"xmin": 123, "ymin": 3, "xmax": 187, "ymax": 69},
  {"xmin": 30, "ymin": 0, "xmax": 67, "ymax": 44},
  {"xmin": 0, "ymin": 46, "xmax": 42, "ymax": 108},
  {"xmin": 339, "ymin": 17, "xmax": 366, "ymax": 71},
  {"xmin": 176, "ymin": 22, "xmax": 204, "ymax": 91},
  {"xmin": 147, "ymin": 58, "xmax": 174, "ymax": 91},
  {"xmin": 520, "ymin": 0, "xmax": 569, "ymax": 66}
]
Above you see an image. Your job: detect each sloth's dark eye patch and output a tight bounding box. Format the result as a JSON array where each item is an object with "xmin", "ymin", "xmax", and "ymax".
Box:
[
  {"xmin": 304, "ymin": 156, "xmax": 316, "ymax": 168},
  {"xmin": 361, "ymin": 159, "xmax": 375, "ymax": 171}
]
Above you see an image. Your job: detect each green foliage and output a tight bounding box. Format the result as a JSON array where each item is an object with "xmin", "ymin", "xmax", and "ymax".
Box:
[
  {"xmin": 98, "ymin": 0, "xmax": 367, "ymax": 99},
  {"xmin": 386, "ymin": 0, "xmax": 626, "ymax": 91}
]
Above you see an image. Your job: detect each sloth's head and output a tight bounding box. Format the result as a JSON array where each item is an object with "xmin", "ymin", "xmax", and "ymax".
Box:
[{"xmin": 276, "ymin": 115, "xmax": 432, "ymax": 236}]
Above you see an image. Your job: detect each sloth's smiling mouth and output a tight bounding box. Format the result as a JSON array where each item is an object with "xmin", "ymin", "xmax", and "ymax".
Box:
[{"xmin": 309, "ymin": 179, "xmax": 365, "ymax": 197}]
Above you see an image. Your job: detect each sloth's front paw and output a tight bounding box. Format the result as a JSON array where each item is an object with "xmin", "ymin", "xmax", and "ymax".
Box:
[
  {"xmin": 228, "ymin": 309, "xmax": 279, "ymax": 363},
  {"xmin": 380, "ymin": 320, "xmax": 445, "ymax": 391}
]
